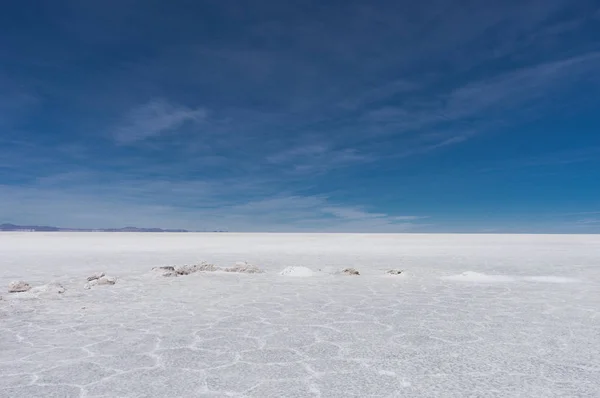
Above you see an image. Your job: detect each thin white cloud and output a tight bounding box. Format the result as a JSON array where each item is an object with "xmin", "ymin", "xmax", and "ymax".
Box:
[
  {"xmin": 322, "ymin": 206, "xmax": 387, "ymax": 220},
  {"xmin": 392, "ymin": 215, "xmax": 428, "ymax": 221},
  {"xmin": 113, "ymin": 99, "xmax": 207, "ymax": 144},
  {"xmin": 267, "ymin": 144, "xmax": 370, "ymax": 174},
  {"xmin": 321, "ymin": 206, "xmax": 427, "ymax": 225}
]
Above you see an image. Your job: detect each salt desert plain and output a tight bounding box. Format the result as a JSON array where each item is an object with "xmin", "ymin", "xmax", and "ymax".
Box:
[{"xmin": 1, "ymin": 233, "xmax": 599, "ymax": 397}]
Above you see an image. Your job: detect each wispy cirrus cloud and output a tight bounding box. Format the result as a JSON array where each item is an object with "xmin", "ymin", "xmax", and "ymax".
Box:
[
  {"xmin": 79, "ymin": 1, "xmax": 599, "ymax": 160},
  {"xmin": 266, "ymin": 144, "xmax": 371, "ymax": 174},
  {"xmin": 364, "ymin": 52, "xmax": 600, "ymax": 136},
  {"xmin": 112, "ymin": 99, "xmax": 207, "ymax": 144},
  {"xmin": 480, "ymin": 146, "xmax": 600, "ymax": 173},
  {"xmin": 0, "ymin": 175, "xmax": 428, "ymax": 232},
  {"xmin": 322, "ymin": 206, "xmax": 425, "ymax": 221},
  {"xmin": 217, "ymin": 195, "xmax": 426, "ymax": 232}
]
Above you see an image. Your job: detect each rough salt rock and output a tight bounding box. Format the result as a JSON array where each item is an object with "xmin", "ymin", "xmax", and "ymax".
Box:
[
  {"xmin": 86, "ymin": 272, "xmax": 105, "ymax": 282},
  {"xmin": 8, "ymin": 281, "xmax": 31, "ymax": 293},
  {"xmin": 152, "ymin": 266, "xmax": 178, "ymax": 277},
  {"xmin": 97, "ymin": 276, "xmax": 117, "ymax": 285},
  {"xmin": 84, "ymin": 276, "xmax": 116, "ymax": 289},
  {"xmin": 342, "ymin": 268, "xmax": 360, "ymax": 276},
  {"xmin": 279, "ymin": 266, "xmax": 314, "ymax": 277},
  {"xmin": 174, "ymin": 265, "xmax": 193, "ymax": 276},
  {"xmin": 386, "ymin": 269, "xmax": 403, "ymax": 275},
  {"xmin": 84, "ymin": 280, "xmax": 98, "ymax": 290},
  {"xmin": 196, "ymin": 263, "xmax": 220, "ymax": 272},
  {"xmin": 224, "ymin": 262, "xmax": 264, "ymax": 274},
  {"xmin": 175, "ymin": 263, "xmax": 220, "ymax": 275}
]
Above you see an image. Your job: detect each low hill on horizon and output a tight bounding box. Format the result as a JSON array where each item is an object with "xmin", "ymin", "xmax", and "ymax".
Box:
[{"xmin": 0, "ymin": 223, "xmax": 189, "ymax": 233}]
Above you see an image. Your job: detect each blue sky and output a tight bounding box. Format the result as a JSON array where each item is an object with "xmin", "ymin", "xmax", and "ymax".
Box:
[{"xmin": 1, "ymin": 0, "xmax": 599, "ymax": 232}]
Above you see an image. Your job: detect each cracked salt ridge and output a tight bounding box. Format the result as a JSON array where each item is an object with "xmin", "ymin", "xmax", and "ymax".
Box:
[{"xmin": 1, "ymin": 232, "xmax": 599, "ymax": 397}]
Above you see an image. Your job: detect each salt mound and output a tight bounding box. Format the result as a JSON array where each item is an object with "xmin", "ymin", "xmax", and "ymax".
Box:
[
  {"xmin": 279, "ymin": 266, "xmax": 314, "ymax": 277},
  {"xmin": 224, "ymin": 261, "xmax": 264, "ymax": 274},
  {"xmin": 443, "ymin": 271, "xmax": 515, "ymax": 283}
]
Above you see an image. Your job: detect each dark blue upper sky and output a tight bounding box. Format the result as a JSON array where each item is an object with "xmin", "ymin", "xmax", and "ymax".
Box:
[{"xmin": 1, "ymin": 0, "xmax": 599, "ymax": 232}]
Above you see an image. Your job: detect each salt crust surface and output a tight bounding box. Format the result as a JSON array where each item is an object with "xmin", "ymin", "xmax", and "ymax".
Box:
[{"xmin": 1, "ymin": 233, "xmax": 599, "ymax": 397}]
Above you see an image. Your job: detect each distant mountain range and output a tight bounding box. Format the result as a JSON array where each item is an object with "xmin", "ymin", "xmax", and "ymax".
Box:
[{"xmin": 0, "ymin": 223, "xmax": 189, "ymax": 232}]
